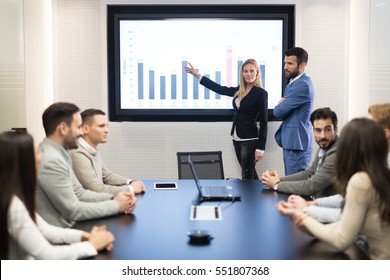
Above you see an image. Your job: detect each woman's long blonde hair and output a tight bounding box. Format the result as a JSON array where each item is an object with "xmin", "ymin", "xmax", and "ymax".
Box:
[{"xmin": 235, "ymin": 59, "xmax": 262, "ymax": 100}]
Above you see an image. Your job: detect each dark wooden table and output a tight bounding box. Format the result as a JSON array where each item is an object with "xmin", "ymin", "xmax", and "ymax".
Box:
[{"xmin": 74, "ymin": 180, "xmax": 369, "ymax": 260}]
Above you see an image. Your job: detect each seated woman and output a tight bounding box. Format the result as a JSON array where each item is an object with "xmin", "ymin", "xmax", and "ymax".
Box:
[
  {"xmin": 276, "ymin": 118, "xmax": 390, "ymax": 260},
  {"xmin": 0, "ymin": 131, "xmax": 115, "ymax": 259}
]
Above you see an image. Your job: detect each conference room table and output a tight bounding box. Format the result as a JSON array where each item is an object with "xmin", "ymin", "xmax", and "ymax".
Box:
[{"xmin": 74, "ymin": 179, "xmax": 369, "ymax": 260}]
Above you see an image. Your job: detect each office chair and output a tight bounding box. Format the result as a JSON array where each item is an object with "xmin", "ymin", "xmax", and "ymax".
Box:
[{"xmin": 176, "ymin": 151, "xmax": 225, "ymax": 179}]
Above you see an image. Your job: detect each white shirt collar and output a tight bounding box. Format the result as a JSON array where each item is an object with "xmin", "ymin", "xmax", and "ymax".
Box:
[
  {"xmin": 78, "ymin": 137, "xmax": 97, "ymax": 156},
  {"xmin": 289, "ymin": 71, "xmax": 305, "ymax": 84},
  {"xmin": 318, "ymin": 148, "xmax": 326, "ymax": 158}
]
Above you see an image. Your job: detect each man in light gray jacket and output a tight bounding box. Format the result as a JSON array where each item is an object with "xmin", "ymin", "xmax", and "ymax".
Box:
[
  {"xmin": 262, "ymin": 107, "xmax": 338, "ymax": 199},
  {"xmin": 36, "ymin": 102, "xmax": 136, "ymax": 228},
  {"xmin": 69, "ymin": 109, "xmax": 145, "ymax": 195}
]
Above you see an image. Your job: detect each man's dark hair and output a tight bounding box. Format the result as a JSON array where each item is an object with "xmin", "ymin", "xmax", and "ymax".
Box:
[
  {"xmin": 284, "ymin": 47, "xmax": 308, "ymax": 65},
  {"xmin": 310, "ymin": 107, "xmax": 338, "ymax": 128},
  {"xmin": 42, "ymin": 102, "xmax": 80, "ymax": 136},
  {"xmin": 81, "ymin": 109, "xmax": 106, "ymax": 126}
]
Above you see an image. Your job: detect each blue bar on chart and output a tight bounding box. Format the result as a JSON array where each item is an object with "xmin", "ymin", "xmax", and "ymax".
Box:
[
  {"xmin": 193, "ymin": 68, "xmax": 199, "ymax": 99},
  {"xmin": 260, "ymin": 64, "xmax": 265, "ymax": 88},
  {"xmin": 138, "ymin": 63, "xmax": 144, "ymax": 99},
  {"xmin": 237, "ymin": 60, "xmax": 243, "ymax": 85},
  {"xmin": 149, "ymin": 69, "xmax": 154, "ymax": 99},
  {"xmin": 204, "ymin": 74, "xmax": 210, "ymax": 99},
  {"xmin": 215, "ymin": 71, "xmax": 221, "ymax": 99},
  {"xmin": 182, "ymin": 60, "xmax": 188, "ymax": 99},
  {"xmin": 171, "ymin": 74, "xmax": 177, "ymax": 99},
  {"xmin": 160, "ymin": 76, "xmax": 165, "ymax": 99}
]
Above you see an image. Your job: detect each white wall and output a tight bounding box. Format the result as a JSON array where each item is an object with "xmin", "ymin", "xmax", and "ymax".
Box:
[
  {"xmin": 4, "ymin": 0, "xmax": 387, "ymax": 180},
  {"xmin": 24, "ymin": 0, "xmax": 54, "ymax": 140},
  {"xmin": 0, "ymin": 0, "xmax": 25, "ymax": 132},
  {"xmin": 369, "ymin": 0, "xmax": 390, "ymax": 105},
  {"xmin": 348, "ymin": 0, "xmax": 370, "ymax": 119}
]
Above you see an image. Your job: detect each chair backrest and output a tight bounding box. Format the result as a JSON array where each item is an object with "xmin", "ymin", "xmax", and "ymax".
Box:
[{"xmin": 176, "ymin": 151, "xmax": 225, "ymax": 179}]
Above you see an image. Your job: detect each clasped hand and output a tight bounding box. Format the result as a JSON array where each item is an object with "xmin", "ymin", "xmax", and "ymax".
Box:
[
  {"xmin": 261, "ymin": 170, "xmax": 280, "ymax": 187},
  {"xmin": 113, "ymin": 191, "xmax": 137, "ymax": 214},
  {"xmin": 276, "ymin": 199, "xmax": 307, "ymax": 228},
  {"xmin": 82, "ymin": 225, "xmax": 115, "ymax": 252}
]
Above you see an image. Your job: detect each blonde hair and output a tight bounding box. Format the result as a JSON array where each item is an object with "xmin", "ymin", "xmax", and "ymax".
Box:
[
  {"xmin": 235, "ymin": 59, "xmax": 262, "ymax": 100},
  {"xmin": 369, "ymin": 103, "xmax": 390, "ymax": 129}
]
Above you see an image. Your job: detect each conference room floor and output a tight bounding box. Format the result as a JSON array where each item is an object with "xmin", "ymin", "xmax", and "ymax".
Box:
[{"xmin": 74, "ymin": 180, "xmax": 369, "ymax": 260}]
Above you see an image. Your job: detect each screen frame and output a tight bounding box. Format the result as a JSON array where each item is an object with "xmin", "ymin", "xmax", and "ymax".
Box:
[{"xmin": 107, "ymin": 4, "xmax": 295, "ymax": 122}]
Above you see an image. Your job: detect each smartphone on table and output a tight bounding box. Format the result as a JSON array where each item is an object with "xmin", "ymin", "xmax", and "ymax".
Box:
[{"xmin": 153, "ymin": 182, "xmax": 178, "ymax": 190}]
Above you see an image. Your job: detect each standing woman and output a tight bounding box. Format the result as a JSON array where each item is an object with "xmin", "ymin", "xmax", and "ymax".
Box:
[
  {"xmin": 277, "ymin": 118, "xmax": 390, "ymax": 259},
  {"xmin": 185, "ymin": 59, "xmax": 268, "ymax": 179},
  {"xmin": 0, "ymin": 131, "xmax": 114, "ymax": 259}
]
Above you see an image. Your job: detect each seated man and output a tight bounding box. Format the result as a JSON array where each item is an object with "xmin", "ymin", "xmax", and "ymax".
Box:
[
  {"xmin": 286, "ymin": 103, "xmax": 390, "ymax": 223},
  {"xmin": 36, "ymin": 102, "xmax": 136, "ymax": 228},
  {"xmin": 69, "ymin": 109, "xmax": 145, "ymax": 195},
  {"xmin": 262, "ymin": 107, "xmax": 338, "ymax": 198}
]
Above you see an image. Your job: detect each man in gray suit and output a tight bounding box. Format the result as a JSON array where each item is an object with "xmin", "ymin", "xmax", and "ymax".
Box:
[
  {"xmin": 36, "ymin": 102, "xmax": 136, "ymax": 228},
  {"xmin": 261, "ymin": 108, "xmax": 338, "ymax": 199}
]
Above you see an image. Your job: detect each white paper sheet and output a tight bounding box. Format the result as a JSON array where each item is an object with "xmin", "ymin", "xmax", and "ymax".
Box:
[{"xmin": 190, "ymin": 206, "xmax": 222, "ymax": 220}]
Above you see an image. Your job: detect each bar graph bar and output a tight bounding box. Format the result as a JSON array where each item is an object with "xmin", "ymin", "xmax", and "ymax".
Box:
[
  {"xmin": 160, "ymin": 76, "xmax": 165, "ymax": 99},
  {"xmin": 149, "ymin": 69, "xmax": 154, "ymax": 99},
  {"xmin": 138, "ymin": 63, "xmax": 144, "ymax": 99},
  {"xmin": 182, "ymin": 60, "xmax": 188, "ymax": 100},
  {"xmin": 171, "ymin": 74, "xmax": 177, "ymax": 99},
  {"xmin": 215, "ymin": 71, "xmax": 221, "ymax": 100},
  {"xmin": 237, "ymin": 60, "xmax": 243, "ymax": 84},
  {"xmin": 260, "ymin": 64, "xmax": 265, "ymax": 88},
  {"xmin": 204, "ymin": 74, "xmax": 210, "ymax": 99},
  {"xmin": 193, "ymin": 68, "xmax": 199, "ymax": 100}
]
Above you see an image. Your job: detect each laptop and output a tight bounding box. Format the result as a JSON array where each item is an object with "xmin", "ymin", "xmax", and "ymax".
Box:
[{"xmin": 187, "ymin": 155, "xmax": 241, "ymax": 201}]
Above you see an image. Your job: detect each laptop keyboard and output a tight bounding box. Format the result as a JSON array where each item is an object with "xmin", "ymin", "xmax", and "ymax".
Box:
[{"xmin": 203, "ymin": 186, "xmax": 229, "ymax": 197}]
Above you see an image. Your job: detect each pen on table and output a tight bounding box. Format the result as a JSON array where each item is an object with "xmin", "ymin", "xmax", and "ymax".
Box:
[
  {"xmin": 215, "ymin": 207, "xmax": 219, "ymax": 219},
  {"xmin": 193, "ymin": 206, "xmax": 197, "ymax": 219}
]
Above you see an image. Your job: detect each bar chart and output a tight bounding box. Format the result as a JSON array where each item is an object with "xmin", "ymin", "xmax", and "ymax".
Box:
[
  {"xmin": 119, "ymin": 19, "xmax": 282, "ymax": 109},
  {"xmin": 133, "ymin": 59, "xmax": 266, "ymax": 101}
]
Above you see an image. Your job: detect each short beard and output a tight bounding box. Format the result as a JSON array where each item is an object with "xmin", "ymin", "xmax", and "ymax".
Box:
[
  {"xmin": 63, "ymin": 136, "xmax": 79, "ymax": 150},
  {"xmin": 287, "ymin": 68, "xmax": 300, "ymax": 80}
]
